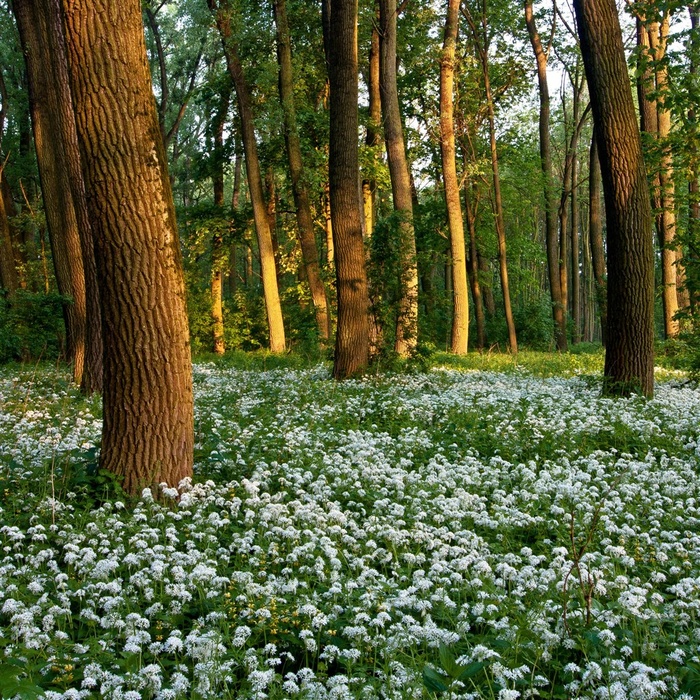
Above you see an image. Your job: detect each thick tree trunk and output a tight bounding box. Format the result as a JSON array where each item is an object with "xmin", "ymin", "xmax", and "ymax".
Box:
[
  {"xmin": 61, "ymin": 0, "xmax": 194, "ymax": 490},
  {"xmin": 440, "ymin": 0, "xmax": 469, "ymax": 354},
  {"xmin": 524, "ymin": 0, "xmax": 567, "ymax": 350},
  {"xmin": 273, "ymin": 0, "xmax": 331, "ymax": 341},
  {"xmin": 14, "ymin": 0, "xmax": 87, "ymax": 385},
  {"xmin": 327, "ymin": 0, "xmax": 371, "ymax": 378},
  {"xmin": 589, "ymin": 134, "xmax": 607, "ymax": 346},
  {"xmin": 379, "ymin": 0, "xmax": 419, "ymax": 356},
  {"xmin": 574, "ymin": 0, "xmax": 655, "ymax": 397},
  {"xmin": 211, "ymin": 0, "xmax": 286, "ymax": 353}
]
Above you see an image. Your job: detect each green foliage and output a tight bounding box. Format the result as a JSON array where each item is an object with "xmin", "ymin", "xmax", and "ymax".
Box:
[{"xmin": 0, "ymin": 290, "xmax": 67, "ymax": 362}]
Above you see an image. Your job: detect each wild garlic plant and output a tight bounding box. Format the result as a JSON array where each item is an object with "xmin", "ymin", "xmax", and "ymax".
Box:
[{"xmin": 0, "ymin": 359, "xmax": 699, "ymax": 699}]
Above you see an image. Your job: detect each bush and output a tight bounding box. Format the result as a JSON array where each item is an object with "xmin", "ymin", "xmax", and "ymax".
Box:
[{"xmin": 0, "ymin": 290, "xmax": 67, "ymax": 362}]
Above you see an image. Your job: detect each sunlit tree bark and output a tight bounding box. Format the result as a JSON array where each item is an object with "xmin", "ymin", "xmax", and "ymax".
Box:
[{"xmin": 61, "ymin": 0, "xmax": 195, "ymax": 490}]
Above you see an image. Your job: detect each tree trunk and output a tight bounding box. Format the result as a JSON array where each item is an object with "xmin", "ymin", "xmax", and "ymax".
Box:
[
  {"xmin": 211, "ymin": 86, "xmax": 228, "ymax": 355},
  {"xmin": 589, "ymin": 133, "xmax": 607, "ymax": 346},
  {"xmin": 464, "ymin": 176, "xmax": 486, "ymax": 350},
  {"xmin": 574, "ymin": 0, "xmax": 655, "ymax": 397},
  {"xmin": 379, "ymin": 0, "xmax": 419, "ymax": 356},
  {"xmin": 440, "ymin": 0, "xmax": 469, "ymax": 354},
  {"xmin": 636, "ymin": 12, "xmax": 680, "ymax": 338},
  {"xmin": 327, "ymin": 0, "xmax": 371, "ymax": 378},
  {"xmin": 524, "ymin": 0, "xmax": 567, "ymax": 350},
  {"xmin": 571, "ymin": 124, "xmax": 581, "ymax": 344},
  {"xmin": 43, "ymin": 0, "xmax": 102, "ymax": 393},
  {"xmin": 14, "ymin": 0, "xmax": 87, "ymax": 384},
  {"xmin": 61, "ymin": 0, "xmax": 194, "ymax": 490},
  {"xmin": 273, "ymin": 0, "xmax": 331, "ymax": 341},
  {"xmin": 0, "ymin": 168, "xmax": 20, "ymax": 296},
  {"xmin": 210, "ymin": 0, "xmax": 286, "ymax": 353},
  {"xmin": 689, "ymin": 6, "xmax": 700, "ymax": 311},
  {"xmin": 481, "ymin": 49, "xmax": 517, "ymax": 353},
  {"xmin": 363, "ymin": 2, "xmax": 382, "ymax": 238}
]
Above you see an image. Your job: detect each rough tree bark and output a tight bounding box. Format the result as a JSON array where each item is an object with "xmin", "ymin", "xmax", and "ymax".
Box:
[
  {"xmin": 210, "ymin": 0, "xmax": 286, "ymax": 353},
  {"xmin": 327, "ymin": 0, "xmax": 371, "ymax": 378},
  {"xmin": 61, "ymin": 0, "xmax": 195, "ymax": 490},
  {"xmin": 14, "ymin": 0, "xmax": 87, "ymax": 385},
  {"xmin": 573, "ymin": 0, "xmax": 655, "ymax": 397},
  {"xmin": 440, "ymin": 0, "xmax": 469, "ymax": 354},
  {"xmin": 43, "ymin": 0, "xmax": 102, "ymax": 393}
]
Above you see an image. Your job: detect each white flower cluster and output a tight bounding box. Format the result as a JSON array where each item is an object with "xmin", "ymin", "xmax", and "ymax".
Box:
[{"xmin": 0, "ymin": 362, "xmax": 699, "ymax": 698}]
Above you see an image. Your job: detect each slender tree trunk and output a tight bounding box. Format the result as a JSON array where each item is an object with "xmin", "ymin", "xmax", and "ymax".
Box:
[
  {"xmin": 363, "ymin": 3, "xmax": 382, "ymax": 240},
  {"xmin": 14, "ymin": 0, "xmax": 87, "ymax": 384},
  {"xmin": 464, "ymin": 176, "xmax": 486, "ymax": 350},
  {"xmin": 211, "ymin": 86, "xmax": 228, "ymax": 355},
  {"xmin": 571, "ymin": 130, "xmax": 581, "ymax": 344},
  {"xmin": 481, "ymin": 49, "xmax": 517, "ymax": 353},
  {"xmin": 327, "ymin": 0, "xmax": 371, "ymax": 378},
  {"xmin": 637, "ymin": 12, "xmax": 680, "ymax": 337},
  {"xmin": 589, "ymin": 134, "xmax": 607, "ymax": 345},
  {"xmin": 574, "ymin": 0, "xmax": 655, "ymax": 396},
  {"xmin": 524, "ymin": 0, "xmax": 567, "ymax": 350},
  {"xmin": 210, "ymin": 0, "xmax": 286, "ymax": 353},
  {"xmin": 0, "ymin": 168, "xmax": 20, "ymax": 295},
  {"xmin": 273, "ymin": 0, "xmax": 330, "ymax": 341},
  {"xmin": 689, "ymin": 6, "xmax": 700, "ymax": 310},
  {"xmin": 379, "ymin": 0, "xmax": 419, "ymax": 355},
  {"xmin": 61, "ymin": 0, "xmax": 194, "ymax": 490},
  {"xmin": 440, "ymin": 0, "xmax": 469, "ymax": 354}
]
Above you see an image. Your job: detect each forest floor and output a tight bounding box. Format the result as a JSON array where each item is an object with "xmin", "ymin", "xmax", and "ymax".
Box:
[{"xmin": 1, "ymin": 350, "xmax": 699, "ymax": 699}]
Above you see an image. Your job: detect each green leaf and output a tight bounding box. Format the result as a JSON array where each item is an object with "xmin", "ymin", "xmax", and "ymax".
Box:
[
  {"xmin": 457, "ymin": 661, "xmax": 487, "ymax": 681},
  {"xmin": 438, "ymin": 643, "xmax": 462, "ymax": 679},
  {"xmin": 423, "ymin": 666, "xmax": 450, "ymax": 694}
]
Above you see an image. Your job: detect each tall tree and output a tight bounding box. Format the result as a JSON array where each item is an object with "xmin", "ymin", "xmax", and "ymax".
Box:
[
  {"xmin": 379, "ymin": 0, "xmax": 419, "ymax": 355},
  {"xmin": 209, "ymin": 0, "xmax": 286, "ymax": 353},
  {"xmin": 573, "ymin": 0, "xmax": 655, "ymax": 396},
  {"xmin": 463, "ymin": 0, "xmax": 518, "ymax": 353},
  {"xmin": 43, "ymin": 0, "xmax": 102, "ymax": 393},
  {"xmin": 14, "ymin": 0, "xmax": 87, "ymax": 385},
  {"xmin": 61, "ymin": 0, "xmax": 195, "ymax": 490},
  {"xmin": 0, "ymin": 165, "xmax": 20, "ymax": 295},
  {"xmin": 589, "ymin": 132, "xmax": 607, "ymax": 345},
  {"xmin": 362, "ymin": 2, "xmax": 382, "ymax": 238},
  {"xmin": 635, "ymin": 7, "xmax": 684, "ymax": 336},
  {"xmin": 440, "ymin": 0, "xmax": 469, "ymax": 354},
  {"xmin": 210, "ymin": 79, "xmax": 229, "ymax": 355},
  {"xmin": 273, "ymin": 0, "xmax": 331, "ymax": 342},
  {"xmin": 327, "ymin": 0, "xmax": 371, "ymax": 378},
  {"xmin": 524, "ymin": 0, "xmax": 567, "ymax": 350}
]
